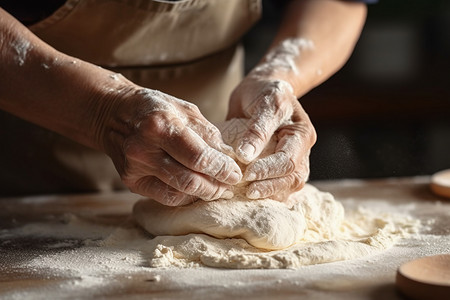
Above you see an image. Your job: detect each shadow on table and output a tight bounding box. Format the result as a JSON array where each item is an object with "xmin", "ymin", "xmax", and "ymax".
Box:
[{"xmin": 369, "ymin": 283, "xmax": 410, "ymax": 300}]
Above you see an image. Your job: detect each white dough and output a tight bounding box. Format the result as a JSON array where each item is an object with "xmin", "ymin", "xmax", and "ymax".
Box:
[{"xmin": 133, "ymin": 184, "xmax": 343, "ymax": 250}]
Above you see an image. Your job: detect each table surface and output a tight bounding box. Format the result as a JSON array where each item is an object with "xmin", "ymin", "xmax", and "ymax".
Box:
[{"xmin": 1, "ymin": 177, "xmax": 449, "ymax": 299}]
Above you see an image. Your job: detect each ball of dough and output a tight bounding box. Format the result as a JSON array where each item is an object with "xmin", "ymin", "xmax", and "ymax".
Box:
[{"xmin": 133, "ymin": 184, "xmax": 344, "ymax": 250}]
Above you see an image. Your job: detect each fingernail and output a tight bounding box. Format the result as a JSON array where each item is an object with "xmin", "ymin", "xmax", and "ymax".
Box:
[
  {"xmin": 238, "ymin": 143, "xmax": 256, "ymax": 162},
  {"xmin": 245, "ymin": 171, "xmax": 257, "ymax": 181},
  {"xmin": 221, "ymin": 189, "xmax": 234, "ymax": 200},
  {"xmin": 228, "ymin": 170, "xmax": 242, "ymax": 184},
  {"xmin": 247, "ymin": 189, "xmax": 261, "ymax": 199}
]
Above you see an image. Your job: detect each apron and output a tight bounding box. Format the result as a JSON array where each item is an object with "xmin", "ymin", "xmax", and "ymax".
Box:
[{"xmin": 0, "ymin": 0, "xmax": 261, "ymax": 196}]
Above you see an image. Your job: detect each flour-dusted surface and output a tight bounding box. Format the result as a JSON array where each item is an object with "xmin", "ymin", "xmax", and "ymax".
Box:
[{"xmin": 1, "ymin": 178, "xmax": 449, "ymax": 299}]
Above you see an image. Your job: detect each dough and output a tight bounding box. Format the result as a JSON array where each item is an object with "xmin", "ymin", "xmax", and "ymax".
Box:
[
  {"xmin": 133, "ymin": 184, "xmax": 343, "ymax": 250},
  {"xmin": 130, "ymin": 118, "xmax": 419, "ymax": 268}
]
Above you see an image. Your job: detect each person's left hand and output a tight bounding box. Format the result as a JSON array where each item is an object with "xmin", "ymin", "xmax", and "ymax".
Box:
[{"xmin": 227, "ymin": 76, "xmax": 316, "ymax": 201}]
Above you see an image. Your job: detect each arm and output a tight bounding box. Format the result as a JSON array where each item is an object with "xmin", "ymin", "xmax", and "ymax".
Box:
[
  {"xmin": 0, "ymin": 8, "xmax": 242, "ymax": 205},
  {"xmin": 265, "ymin": 0, "xmax": 367, "ymax": 97},
  {"xmin": 0, "ymin": 7, "xmax": 114, "ymax": 149},
  {"xmin": 228, "ymin": 0, "xmax": 367, "ymax": 200}
]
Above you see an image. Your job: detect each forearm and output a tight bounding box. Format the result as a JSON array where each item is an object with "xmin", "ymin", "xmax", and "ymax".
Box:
[
  {"xmin": 0, "ymin": 8, "xmax": 130, "ymax": 150},
  {"xmin": 251, "ymin": 0, "xmax": 367, "ymax": 97}
]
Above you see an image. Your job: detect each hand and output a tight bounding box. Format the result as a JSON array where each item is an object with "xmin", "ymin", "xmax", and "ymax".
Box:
[
  {"xmin": 227, "ymin": 77, "xmax": 316, "ymax": 201},
  {"xmin": 101, "ymin": 87, "xmax": 242, "ymax": 206}
]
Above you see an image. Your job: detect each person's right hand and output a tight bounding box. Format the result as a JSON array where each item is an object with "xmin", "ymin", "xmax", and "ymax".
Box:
[
  {"xmin": 0, "ymin": 7, "xmax": 242, "ymax": 206},
  {"xmin": 99, "ymin": 86, "xmax": 242, "ymax": 206}
]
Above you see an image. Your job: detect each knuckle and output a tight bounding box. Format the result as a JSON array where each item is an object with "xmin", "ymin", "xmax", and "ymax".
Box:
[
  {"xmin": 178, "ymin": 174, "xmax": 204, "ymax": 196},
  {"xmin": 284, "ymin": 155, "xmax": 296, "ymax": 175},
  {"xmin": 264, "ymin": 86, "xmax": 293, "ymax": 118},
  {"xmin": 185, "ymin": 102, "xmax": 201, "ymax": 114},
  {"xmin": 209, "ymin": 156, "xmax": 235, "ymax": 181},
  {"xmin": 273, "ymin": 96, "xmax": 291, "ymax": 117},
  {"xmin": 247, "ymin": 125, "xmax": 268, "ymax": 144},
  {"xmin": 210, "ymin": 187, "xmax": 225, "ymax": 200},
  {"xmin": 205, "ymin": 124, "xmax": 222, "ymax": 141},
  {"xmin": 128, "ymin": 175, "xmax": 150, "ymax": 195},
  {"xmin": 257, "ymin": 181, "xmax": 275, "ymax": 198},
  {"xmin": 191, "ymin": 148, "xmax": 213, "ymax": 171},
  {"xmin": 172, "ymin": 97, "xmax": 200, "ymax": 114},
  {"xmin": 247, "ymin": 161, "xmax": 266, "ymax": 180},
  {"xmin": 266, "ymin": 183, "xmax": 277, "ymax": 197},
  {"xmin": 126, "ymin": 177, "xmax": 144, "ymax": 195},
  {"xmin": 191, "ymin": 150, "xmax": 235, "ymax": 183},
  {"xmin": 177, "ymin": 173, "xmax": 222, "ymax": 200},
  {"xmin": 146, "ymin": 111, "xmax": 171, "ymax": 137},
  {"xmin": 289, "ymin": 172, "xmax": 306, "ymax": 192},
  {"xmin": 212, "ymin": 161, "xmax": 228, "ymax": 179},
  {"xmin": 276, "ymin": 151, "xmax": 296, "ymax": 174}
]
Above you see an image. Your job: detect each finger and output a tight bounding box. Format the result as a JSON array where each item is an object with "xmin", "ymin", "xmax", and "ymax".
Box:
[
  {"xmin": 244, "ymin": 152, "xmax": 295, "ymax": 182},
  {"xmin": 246, "ymin": 171, "xmax": 307, "ymax": 200},
  {"xmin": 156, "ymin": 155, "xmax": 234, "ymax": 201},
  {"xmin": 216, "ymin": 118, "xmax": 250, "ymax": 151},
  {"xmin": 235, "ymin": 96, "xmax": 294, "ymax": 164},
  {"xmin": 123, "ymin": 147, "xmax": 235, "ymax": 201},
  {"xmin": 131, "ymin": 176, "xmax": 197, "ymax": 206},
  {"xmin": 160, "ymin": 120, "xmax": 242, "ymax": 185},
  {"xmin": 172, "ymin": 99, "xmax": 235, "ymax": 156},
  {"xmin": 244, "ymin": 132, "xmax": 303, "ymax": 181},
  {"xmin": 246, "ymin": 151, "xmax": 310, "ymax": 200},
  {"xmin": 189, "ymin": 119, "xmax": 235, "ymax": 158},
  {"xmin": 234, "ymin": 116, "xmax": 280, "ymax": 164}
]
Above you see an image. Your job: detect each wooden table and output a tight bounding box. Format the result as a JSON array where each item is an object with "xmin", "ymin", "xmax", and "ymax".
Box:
[{"xmin": 1, "ymin": 177, "xmax": 449, "ymax": 299}]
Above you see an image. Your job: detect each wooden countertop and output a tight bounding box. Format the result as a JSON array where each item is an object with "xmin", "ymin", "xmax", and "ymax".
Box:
[{"xmin": 1, "ymin": 177, "xmax": 449, "ymax": 299}]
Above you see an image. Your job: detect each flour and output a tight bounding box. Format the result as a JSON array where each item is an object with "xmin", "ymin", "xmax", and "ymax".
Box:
[
  {"xmin": 130, "ymin": 187, "xmax": 419, "ymax": 269},
  {"xmin": 130, "ymin": 118, "xmax": 421, "ymax": 269},
  {"xmin": 253, "ymin": 38, "xmax": 314, "ymax": 77},
  {"xmin": 2, "ymin": 178, "xmax": 445, "ymax": 299},
  {"xmin": 109, "ymin": 73, "xmax": 120, "ymax": 81},
  {"xmin": 9, "ymin": 37, "xmax": 32, "ymax": 66}
]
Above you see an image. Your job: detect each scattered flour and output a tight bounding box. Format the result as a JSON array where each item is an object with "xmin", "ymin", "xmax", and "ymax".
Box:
[
  {"xmin": 2, "ymin": 177, "xmax": 447, "ymax": 299},
  {"xmin": 9, "ymin": 37, "xmax": 32, "ymax": 66},
  {"xmin": 253, "ymin": 38, "xmax": 315, "ymax": 77},
  {"xmin": 1, "ymin": 193, "xmax": 444, "ymax": 299}
]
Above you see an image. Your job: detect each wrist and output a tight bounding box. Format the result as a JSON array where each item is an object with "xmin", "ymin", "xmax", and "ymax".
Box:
[
  {"xmin": 241, "ymin": 74, "xmax": 296, "ymax": 99},
  {"xmin": 84, "ymin": 71, "xmax": 139, "ymax": 154},
  {"xmin": 249, "ymin": 38, "xmax": 318, "ymax": 98}
]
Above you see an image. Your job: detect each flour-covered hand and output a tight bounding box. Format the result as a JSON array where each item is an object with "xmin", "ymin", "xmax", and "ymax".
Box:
[
  {"xmin": 101, "ymin": 87, "xmax": 242, "ymax": 206},
  {"xmin": 227, "ymin": 77, "xmax": 316, "ymax": 201}
]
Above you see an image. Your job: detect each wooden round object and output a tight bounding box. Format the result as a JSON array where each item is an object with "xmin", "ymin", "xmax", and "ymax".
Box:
[
  {"xmin": 430, "ymin": 169, "xmax": 450, "ymax": 199},
  {"xmin": 396, "ymin": 254, "xmax": 450, "ymax": 300}
]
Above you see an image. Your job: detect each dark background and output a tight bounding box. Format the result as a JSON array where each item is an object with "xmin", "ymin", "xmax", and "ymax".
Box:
[{"xmin": 244, "ymin": 0, "xmax": 450, "ymax": 180}]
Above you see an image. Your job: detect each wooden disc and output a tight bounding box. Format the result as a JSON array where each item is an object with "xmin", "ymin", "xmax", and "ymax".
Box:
[
  {"xmin": 430, "ymin": 169, "xmax": 450, "ymax": 199},
  {"xmin": 396, "ymin": 254, "xmax": 450, "ymax": 300}
]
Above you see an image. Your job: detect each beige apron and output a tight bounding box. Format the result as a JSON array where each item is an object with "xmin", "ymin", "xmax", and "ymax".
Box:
[{"xmin": 0, "ymin": 0, "xmax": 261, "ymax": 196}]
